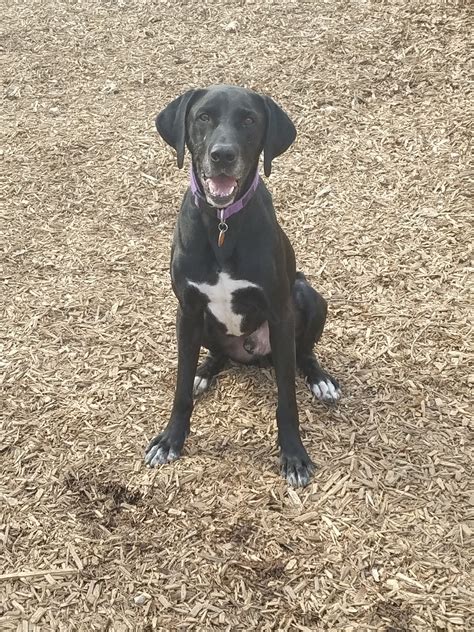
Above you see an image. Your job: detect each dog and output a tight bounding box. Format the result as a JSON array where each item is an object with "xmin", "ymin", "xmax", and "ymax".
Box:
[{"xmin": 145, "ymin": 85, "xmax": 340, "ymax": 486}]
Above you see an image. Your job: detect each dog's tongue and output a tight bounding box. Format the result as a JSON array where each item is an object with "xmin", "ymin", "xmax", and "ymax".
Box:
[{"xmin": 207, "ymin": 175, "xmax": 237, "ymax": 197}]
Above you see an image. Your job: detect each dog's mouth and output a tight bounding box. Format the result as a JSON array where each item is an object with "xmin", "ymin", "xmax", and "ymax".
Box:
[{"xmin": 202, "ymin": 174, "xmax": 239, "ymax": 208}]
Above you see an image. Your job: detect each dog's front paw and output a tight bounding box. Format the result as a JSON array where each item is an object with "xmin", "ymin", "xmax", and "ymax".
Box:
[
  {"xmin": 145, "ymin": 431, "xmax": 182, "ymax": 467},
  {"xmin": 309, "ymin": 373, "xmax": 341, "ymax": 404},
  {"xmin": 280, "ymin": 449, "xmax": 315, "ymax": 488}
]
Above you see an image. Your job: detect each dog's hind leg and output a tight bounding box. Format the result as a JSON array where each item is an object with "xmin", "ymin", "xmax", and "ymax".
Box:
[
  {"xmin": 293, "ymin": 273, "xmax": 341, "ymax": 403},
  {"xmin": 194, "ymin": 318, "xmax": 229, "ymax": 396},
  {"xmin": 193, "ymin": 350, "xmax": 228, "ymax": 397}
]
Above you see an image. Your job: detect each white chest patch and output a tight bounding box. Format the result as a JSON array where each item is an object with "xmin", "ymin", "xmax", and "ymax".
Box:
[{"xmin": 188, "ymin": 272, "xmax": 259, "ymax": 336}]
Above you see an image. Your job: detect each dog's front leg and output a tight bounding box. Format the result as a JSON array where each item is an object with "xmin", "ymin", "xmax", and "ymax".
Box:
[
  {"xmin": 145, "ymin": 304, "xmax": 203, "ymax": 466},
  {"xmin": 269, "ymin": 303, "xmax": 314, "ymax": 487}
]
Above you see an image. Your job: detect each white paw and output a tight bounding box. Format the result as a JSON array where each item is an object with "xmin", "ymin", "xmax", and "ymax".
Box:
[
  {"xmin": 310, "ymin": 378, "xmax": 341, "ymax": 403},
  {"xmin": 145, "ymin": 445, "xmax": 180, "ymax": 466},
  {"xmin": 193, "ymin": 375, "xmax": 209, "ymax": 397}
]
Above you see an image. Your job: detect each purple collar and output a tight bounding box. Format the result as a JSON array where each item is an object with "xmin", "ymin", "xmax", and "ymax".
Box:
[{"xmin": 190, "ymin": 166, "xmax": 260, "ymax": 222}]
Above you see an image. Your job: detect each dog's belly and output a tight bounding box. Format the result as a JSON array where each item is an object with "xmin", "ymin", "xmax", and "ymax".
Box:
[
  {"xmin": 188, "ymin": 271, "xmax": 262, "ymax": 336},
  {"xmin": 205, "ymin": 320, "xmax": 269, "ymax": 364}
]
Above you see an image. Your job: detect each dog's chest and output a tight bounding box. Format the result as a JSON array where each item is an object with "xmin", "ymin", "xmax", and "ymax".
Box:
[{"xmin": 188, "ymin": 271, "xmax": 260, "ymax": 336}]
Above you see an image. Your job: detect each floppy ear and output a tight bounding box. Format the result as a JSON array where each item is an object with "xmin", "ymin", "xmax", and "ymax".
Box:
[
  {"xmin": 262, "ymin": 96, "xmax": 297, "ymax": 177},
  {"xmin": 155, "ymin": 89, "xmax": 202, "ymax": 169}
]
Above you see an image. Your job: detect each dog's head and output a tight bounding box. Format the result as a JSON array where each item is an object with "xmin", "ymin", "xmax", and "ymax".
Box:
[{"xmin": 155, "ymin": 85, "xmax": 296, "ymax": 208}]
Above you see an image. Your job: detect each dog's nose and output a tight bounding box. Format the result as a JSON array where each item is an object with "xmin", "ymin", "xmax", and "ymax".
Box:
[{"xmin": 210, "ymin": 144, "xmax": 237, "ymax": 164}]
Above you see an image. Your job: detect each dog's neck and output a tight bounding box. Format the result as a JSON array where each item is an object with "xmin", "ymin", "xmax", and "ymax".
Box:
[{"xmin": 189, "ymin": 165, "xmax": 261, "ymax": 222}]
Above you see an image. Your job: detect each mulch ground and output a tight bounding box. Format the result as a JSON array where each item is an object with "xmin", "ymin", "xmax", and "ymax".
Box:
[{"xmin": 1, "ymin": 0, "xmax": 472, "ymax": 630}]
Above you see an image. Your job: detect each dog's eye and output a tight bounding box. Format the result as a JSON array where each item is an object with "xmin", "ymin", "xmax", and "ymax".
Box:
[
  {"xmin": 243, "ymin": 116, "xmax": 255, "ymax": 126},
  {"xmin": 198, "ymin": 113, "xmax": 210, "ymax": 122}
]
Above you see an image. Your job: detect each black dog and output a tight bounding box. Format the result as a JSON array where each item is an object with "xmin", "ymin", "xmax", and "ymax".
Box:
[{"xmin": 145, "ymin": 85, "xmax": 340, "ymax": 486}]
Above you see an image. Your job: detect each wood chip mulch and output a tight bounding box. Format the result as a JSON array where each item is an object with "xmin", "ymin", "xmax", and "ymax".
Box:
[{"xmin": 1, "ymin": 0, "xmax": 472, "ymax": 630}]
